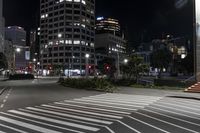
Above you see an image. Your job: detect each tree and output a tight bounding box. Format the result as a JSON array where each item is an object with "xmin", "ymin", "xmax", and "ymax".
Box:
[
  {"xmin": 150, "ymin": 48, "xmax": 172, "ymax": 78},
  {"xmin": 181, "ymin": 53, "xmax": 194, "ymax": 75},
  {"xmin": 0, "ymin": 52, "xmax": 8, "ymax": 71},
  {"xmin": 121, "ymin": 55, "xmax": 149, "ymax": 82}
]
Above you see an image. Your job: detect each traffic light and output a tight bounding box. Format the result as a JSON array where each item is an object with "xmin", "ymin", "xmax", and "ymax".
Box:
[{"xmin": 104, "ymin": 64, "xmax": 111, "ymax": 72}]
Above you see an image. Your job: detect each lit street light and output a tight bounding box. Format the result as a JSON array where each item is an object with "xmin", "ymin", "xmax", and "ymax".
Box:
[
  {"xmin": 85, "ymin": 54, "xmax": 90, "ymax": 78},
  {"xmin": 16, "ymin": 48, "xmax": 21, "ymax": 53},
  {"xmin": 124, "ymin": 59, "xmax": 128, "ymax": 64}
]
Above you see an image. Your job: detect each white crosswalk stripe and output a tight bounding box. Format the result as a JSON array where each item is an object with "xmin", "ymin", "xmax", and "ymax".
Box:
[{"xmin": 0, "ymin": 93, "xmax": 163, "ymax": 133}]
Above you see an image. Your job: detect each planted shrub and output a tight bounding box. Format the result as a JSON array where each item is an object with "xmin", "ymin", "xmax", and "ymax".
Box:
[
  {"xmin": 60, "ymin": 78, "xmax": 116, "ymax": 93},
  {"xmin": 9, "ymin": 74, "xmax": 35, "ymax": 80}
]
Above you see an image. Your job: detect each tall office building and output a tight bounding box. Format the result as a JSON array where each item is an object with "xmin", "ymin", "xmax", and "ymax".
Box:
[
  {"xmin": 96, "ymin": 17, "xmax": 121, "ymax": 37},
  {"xmin": 195, "ymin": 0, "xmax": 200, "ymax": 81},
  {"xmin": 40, "ymin": 0, "xmax": 95, "ymax": 76},
  {"xmin": 0, "ymin": 0, "xmax": 5, "ymax": 53},
  {"xmin": 95, "ymin": 17, "xmax": 126, "ymax": 57},
  {"xmin": 5, "ymin": 26, "xmax": 27, "ymax": 71}
]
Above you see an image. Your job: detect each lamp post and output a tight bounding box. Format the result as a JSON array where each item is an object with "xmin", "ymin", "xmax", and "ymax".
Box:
[
  {"xmin": 124, "ymin": 59, "xmax": 128, "ymax": 64},
  {"xmin": 85, "ymin": 53, "xmax": 90, "ymax": 78}
]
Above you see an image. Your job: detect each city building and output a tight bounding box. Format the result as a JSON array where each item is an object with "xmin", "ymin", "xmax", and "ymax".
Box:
[
  {"xmin": 195, "ymin": 0, "xmax": 200, "ymax": 81},
  {"xmin": 95, "ymin": 17, "xmax": 126, "ymax": 62},
  {"xmin": 96, "ymin": 17, "xmax": 121, "ymax": 37},
  {"xmin": 39, "ymin": 0, "xmax": 95, "ymax": 76},
  {"xmin": 5, "ymin": 26, "xmax": 29, "ymax": 72},
  {"xmin": 4, "ymin": 40, "xmax": 13, "ymax": 72},
  {"xmin": 30, "ymin": 29, "xmax": 40, "ymax": 61},
  {"xmin": 0, "ymin": 0, "xmax": 5, "ymax": 53}
]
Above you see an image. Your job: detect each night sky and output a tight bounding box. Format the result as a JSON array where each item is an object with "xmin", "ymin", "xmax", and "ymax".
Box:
[{"xmin": 3, "ymin": 0, "xmax": 194, "ymax": 45}]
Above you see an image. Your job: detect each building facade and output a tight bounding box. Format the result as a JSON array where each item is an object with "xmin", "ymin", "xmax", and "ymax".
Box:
[
  {"xmin": 96, "ymin": 17, "xmax": 121, "ymax": 37},
  {"xmin": 195, "ymin": 0, "xmax": 200, "ymax": 81},
  {"xmin": 40, "ymin": 0, "xmax": 95, "ymax": 76},
  {"xmin": 95, "ymin": 17, "xmax": 126, "ymax": 60},
  {"xmin": 0, "ymin": 0, "xmax": 5, "ymax": 53},
  {"xmin": 5, "ymin": 26, "xmax": 28, "ymax": 71}
]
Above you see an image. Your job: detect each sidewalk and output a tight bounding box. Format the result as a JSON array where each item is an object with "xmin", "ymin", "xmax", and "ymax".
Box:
[
  {"xmin": 0, "ymin": 76, "xmax": 8, "ymax": 81},
  {"xmin": 117, "ymin": 86, "xmax": 200, "ymax": 99}
]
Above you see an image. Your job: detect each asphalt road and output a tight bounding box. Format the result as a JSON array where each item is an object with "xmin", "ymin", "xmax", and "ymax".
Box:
[{"xmin": 0, "ymin": 79, "xmax": 200, "ymax": 133}]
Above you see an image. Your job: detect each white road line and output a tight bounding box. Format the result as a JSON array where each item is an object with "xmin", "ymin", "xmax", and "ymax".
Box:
[
  {"xmin": 116, "ymin": 120, "xmax": 141, "ymax": 133},
  {"xmin": 89, "ymin": 95, "xmax": 161, "ymax": 101},
  {"xmin": 3, "ymin": 99, "xmax": 6, "ymax": 103},
  {"xmin": 142, "ymin": 108, "xmax": 200, "ymax": 127},
  {"xmin": 9, "ymin": 110, "xmax": 100, "ymax": 132},
  {"xmin": 135, "ymin": 112, "xmax": 199, "ymax": 133},
  {"xmin": 153, "ymin": 104, "xmax": 200, "ymax": 117},
  {"xmin": 0, "ymin": 115, "xmax": 62, "ymax": 133},
  {"xmin": 0, "ymin": 123, "xmax": 28, "ymax": 133},
  {"xmin": 0, "ymin": 104, "xmax": 4, "ymax": 108},
  {"xmin": 54, "ymin": 102, "xmax": 130, "ymax": 115},
  {"xmin": 163, "ymin": 99, "xmax": 200, "ymax": 109},
  {"xmin": 163, "ymin": 98, "xmax": 200, "ymax": 106},
  {"xmin": 88, "ymin": 94, "xmax": 161, "ymax": 100},
  {"xmin": 64, "ymin": 100, "xmax": 137, "ymax": 111},
  {"xmin": 74, "ymin": 99, "xmax": 145, "ymax": 108},
  {"xmin": 0, "ymin": 131, "xmax": 6, "ymax": 133},
  {"xmin": 86, "ymin": 97, "xmax": 156, "ymax": 104},
  {"xmin": 158, "ymin": 102, "xmax": 200, "ymax": 112},
  {"xmin": 127, "ymin": 116, "xmax": 170, "ymax": 133},
  {"xmin": 19, "ymin": 109, "xmax": 115, "ymax": 133},
  {"xmin": 148, "ymin": 106, "xmax": 200, "ymax": 121},
  {"xmin": 0, "ymin": 112, "xmax": 84, "ymax": 133},
  {"xmin": 26, "ymin": 107, "xmax": 112, "ymax": 125},
  {"xmin": 80, "ymin": 97, "xmax": 151, "ymax": 105},
  {"xmin": 41, "ymin": 104, "xmax": 123, "ymax": 119}
]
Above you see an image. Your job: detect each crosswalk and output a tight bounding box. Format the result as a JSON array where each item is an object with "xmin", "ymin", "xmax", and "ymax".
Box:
[
  {"xmin": 0, "ymin": 93, "xmax": 161, "ymax": 133},
  {"xmin": 1, "ymin": 93, "xmax": 200, "ymax": 133}
]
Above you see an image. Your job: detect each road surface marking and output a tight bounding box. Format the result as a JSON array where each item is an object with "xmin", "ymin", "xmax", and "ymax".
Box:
[
  {"xmin": 116, "ymin": 120, "xmax": 141, "ymax": 133},
  {"xmin": 54, "ymin": 102, "xmax": 130, "ymax": 115},
  {"xmin": 8, "ymin": 110, "xmax": 100, "ymax": 132},
  {"xmin": 127, "ymin": 116, "xmax": 170, "ymax": 133},
  {"xmin": 64, "ymin": 100, "xmax": 138, "ymax": 111},
  {"xmin": 26, "ymin": 107, "xmax": 112, "ymax": 125},
  {"xmin": 80, "ymin": 97, "xmax": 150, "ymax": 105},
  {"xmin": 74, "ymin": 99, "xmax": 145, "ymax": 108},
  {"xmin": 153, "ymin": 103, "xmax": 200, "ymax": 116},
  {"xmin": 159, "ymin": 99, "xmax": 200, "ymax": 109},
  {"xmin": 0, "ymin": 115, "xmax": 62, "ymax": 133},
  {"xmin": 19, "ymin": 108, "xmax": 115, "ymax": 133},
  {"xmin": 157, "ymin": 102, "xmax": 200, "ymax": 112},
  {"xmin": 135, "ymin": 112, "xmax": 199, "ymax": 133},
  {"xmin": 142, "ymin": 108, "xmax": 200, "ymax": 127},
  {"xmin": 41, "ymin": 104, "xmax": 123, "ymax": 119},
  {"xmin": 0, "ymin": 104, "xmax": 4, "ymax": 108},
  {"xmin": 0, "ymin": 112, "xmax": 84, "ymax": 133},
  {"xmin": 148, "ymin": 106, "xmax": 200, "ymax": 121},
  {"xmin": 0, "ymin": 123, "xmax": 28, "ymax": 133}
]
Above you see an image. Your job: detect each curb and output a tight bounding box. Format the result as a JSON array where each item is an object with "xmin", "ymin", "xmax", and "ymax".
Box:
[{"xmin": 0, "ymin": 88, "xmax": 6, "ymax": 95}]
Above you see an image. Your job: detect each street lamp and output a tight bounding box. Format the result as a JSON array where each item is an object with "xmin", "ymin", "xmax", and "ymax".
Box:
[
  {"xmin": 16, "ymin": 48, "xmax": 21, "ymax": 53},
  {"xmin": 85, "ymin": 54, "xmax": 90, "ymax": 78},
  {"xmin": 124, "ymin": 59, "xmax": 128, "ymax": 64}
]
